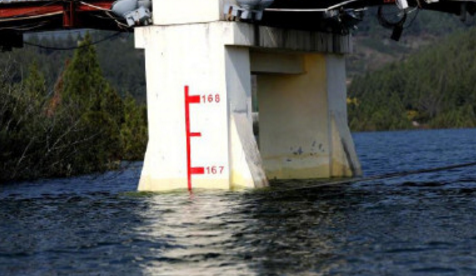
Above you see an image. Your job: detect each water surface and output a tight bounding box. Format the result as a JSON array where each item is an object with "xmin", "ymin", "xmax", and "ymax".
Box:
[{"xmin": 2, "ymin": 128, "xmax": 476, "ymax": 275}]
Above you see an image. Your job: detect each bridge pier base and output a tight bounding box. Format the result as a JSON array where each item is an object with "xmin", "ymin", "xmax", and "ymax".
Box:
[{"xmin": 135, "ymin": 21, "xmax": 361, "ymax": 191}]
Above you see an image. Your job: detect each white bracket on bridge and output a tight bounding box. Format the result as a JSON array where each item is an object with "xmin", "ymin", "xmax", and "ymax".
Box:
[
  {"xmin": 125, "ymin": 6, "xmax": 151, "ymax": 26},
  {"xmin": 396, "ymin": 0, "xmax": 409, "ymax": 11},
  {"xmin": 224, "ymin": 4, "xmax": 265, "ymax": 21},
  {"xmin": 111, "ymin": 0, "xmax": 152, "ymax": 27}
]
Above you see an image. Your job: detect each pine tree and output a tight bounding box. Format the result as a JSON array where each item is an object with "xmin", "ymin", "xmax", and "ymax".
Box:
[
  {"xmin": 62, "ymin": 32, "xmax": 106, "ymax": 111},
  {"xmin": 24, "ymin": 60, "xmax": 47, "ymax": 112},
  {"xmin": 58, "ymin": 32, "xmax": 124, "ymax": 174}
]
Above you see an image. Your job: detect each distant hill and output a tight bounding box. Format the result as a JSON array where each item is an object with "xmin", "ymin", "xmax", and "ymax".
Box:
[
  {"xmin": 348, "ymin": 7, "xmax": 475, "ymax": 77},
  {"xmin": 0, "ymin": 31, "xmax": 146, "ymax": 103},
  {"xmin": 348, "ymin": 27, "xmax": 476, "ymax": 131}
]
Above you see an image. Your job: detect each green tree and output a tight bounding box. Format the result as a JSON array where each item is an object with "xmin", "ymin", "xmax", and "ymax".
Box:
[
  {"xmin": 62, "ymin": 33, "xmax": 107, "ymax": 110},
  {"xmin": 58, "ymin": 32, "xmax": 124, "ymax": 174},
  {"xmin": 121, "ymin": 94, "xmax": 148, "ymax": 160}
]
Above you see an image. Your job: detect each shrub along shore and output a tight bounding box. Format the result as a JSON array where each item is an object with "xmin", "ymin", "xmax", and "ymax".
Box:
[{"xmin": 0, "ymin": 34, "xmax": 148, "ymax": 183}]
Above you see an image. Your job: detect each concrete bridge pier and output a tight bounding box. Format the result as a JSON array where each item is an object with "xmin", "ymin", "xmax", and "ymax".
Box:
[
  {"xmin": 135, "ymin": 23, "xmax": 267, "ymax": 191},
  {"xmin": 135, "ymin": 0, "xmax": 361, "ymax": 191}
]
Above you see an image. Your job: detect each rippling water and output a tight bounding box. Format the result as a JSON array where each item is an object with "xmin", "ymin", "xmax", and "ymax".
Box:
[{"xmin": 2, "ymin": 129, "xmax": 476, "ymax": 275}]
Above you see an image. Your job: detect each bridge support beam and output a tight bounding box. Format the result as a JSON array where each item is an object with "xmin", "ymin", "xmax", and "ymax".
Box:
[
  {"xmin": 135, "ymin": 19, "xmax": 361, "ymax": 191},
  {"xmin": 256, "ymin": 53, "xmax": 361, "ymax": 179}
]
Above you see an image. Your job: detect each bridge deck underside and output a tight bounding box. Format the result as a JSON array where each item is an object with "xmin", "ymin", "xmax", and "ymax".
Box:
[
  {"xmin": 0, "ymin": 0, "xmax": 120, "ymax": 33},
  {"xmin": 264, "ymin": 0, "xmax": 476, "ymax": 30},
  {"xmin": 0, "ymin": 0, "xmax": 474, "ymax": 33}
]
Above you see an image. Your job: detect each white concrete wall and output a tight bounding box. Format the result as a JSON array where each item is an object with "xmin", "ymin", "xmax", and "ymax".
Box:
[
  {"xmin": 152, "ymin": 0, "xmax": 238, "ymax": 25},
  {"xmin": 136, "ymin": 24, "xmax": 266, "ymax": 191},
  {"xmin": 326, "ymin": 55, "xmax": 362, "ymax": 177}
]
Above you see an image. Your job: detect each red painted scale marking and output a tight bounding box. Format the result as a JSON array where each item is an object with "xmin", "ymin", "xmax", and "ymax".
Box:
[
  {"xmin": 184, "ymin": 85, "xmax": 205, "ymax": 191},
  {"xmin": 188, "ymin": 95, "xmax": 201, "ymax": 104},
  {"xmin": 190, "ymin": 167, "xmax": 205, "ymax": 175}
]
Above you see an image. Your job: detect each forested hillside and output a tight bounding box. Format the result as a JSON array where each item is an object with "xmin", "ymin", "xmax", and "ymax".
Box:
[
  {"xmin": 348, "ymin": 7, "xmax": 476, "ymax": 76},
  {"xmin": 348, "ymin": 27, "xmax": 476, "ymax": 131},
  {"xmin": 1, "ymin": 31, "xmax": 146, "ymax": 102}
]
